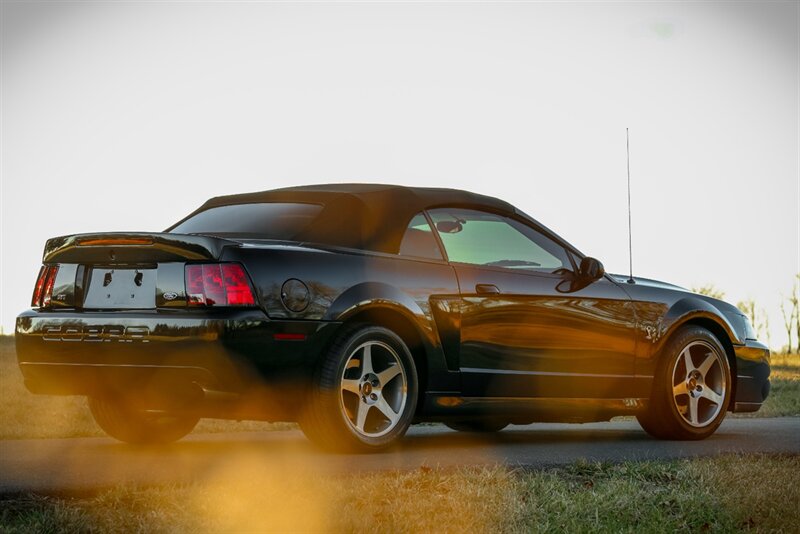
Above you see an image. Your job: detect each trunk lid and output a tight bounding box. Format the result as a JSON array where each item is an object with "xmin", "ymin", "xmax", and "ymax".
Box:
[
  {"xmin": 38, "ymin": 232, "xmax": 241, "ymax": 310},
  {"xmin": 43, "ymin": 232, "xmax": 238, "ymax": 263}
]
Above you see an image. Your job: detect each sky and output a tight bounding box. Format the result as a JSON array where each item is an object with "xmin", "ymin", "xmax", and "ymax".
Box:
[{"xmin": 1, "ymin": 1, "xmax": 798, "ymax": 348}]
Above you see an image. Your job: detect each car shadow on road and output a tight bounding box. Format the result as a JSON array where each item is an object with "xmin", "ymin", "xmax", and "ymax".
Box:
[{"xmin": 88, "ymin": 424, "xmax": 669, "ymax": 460}]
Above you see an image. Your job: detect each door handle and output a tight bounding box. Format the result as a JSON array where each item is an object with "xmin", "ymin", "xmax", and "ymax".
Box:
[{"xmin": 475, "ymin": 284, "xmax": 500, "ymax": 295}]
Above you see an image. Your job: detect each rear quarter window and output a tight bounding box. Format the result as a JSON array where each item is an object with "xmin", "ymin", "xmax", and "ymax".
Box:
[
  {"xmin": 169, "ymin": 203, "xmax": 323, "ymax": 239},
  {"xmin": 398, "ymin": 213, "xmax": 444, "ymax": 260}
]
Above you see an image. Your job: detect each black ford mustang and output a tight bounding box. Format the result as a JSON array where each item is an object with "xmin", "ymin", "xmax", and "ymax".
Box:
[{"xmin": 16, "ymin": 184, "xmax": 770, "ymax": 451}]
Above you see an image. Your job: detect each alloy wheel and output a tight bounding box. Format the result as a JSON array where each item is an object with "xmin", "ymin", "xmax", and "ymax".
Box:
[
  {"xmin": 671, "ymin": 341, "xmax": 727, "ymax": 427},
  {"xmin": 339, "ymin": 340, "xmax": 408, "ymax": 438}
]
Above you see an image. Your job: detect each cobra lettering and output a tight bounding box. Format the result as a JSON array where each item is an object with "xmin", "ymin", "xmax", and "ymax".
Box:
[{"xmin": 42, "ymin": 325, "xmax": 150, "ymax": 343}]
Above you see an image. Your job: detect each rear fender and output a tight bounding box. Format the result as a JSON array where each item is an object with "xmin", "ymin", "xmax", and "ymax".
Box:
[
  {"xmin": 321, "ymin": 282, "xmax": 456, "ymax": 392},
  {"xmin": 324, "ymin": 282, "xmax": 426, "ymax": 324}
]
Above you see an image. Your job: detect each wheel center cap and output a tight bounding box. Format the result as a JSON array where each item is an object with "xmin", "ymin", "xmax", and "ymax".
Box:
[{"xmin": 362, "ymin": 382, "xmax": 373, "ymax": 395}]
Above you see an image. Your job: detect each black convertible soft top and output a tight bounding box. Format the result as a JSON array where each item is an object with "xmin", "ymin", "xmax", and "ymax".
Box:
[{"xmin": 185, "ymin": 184, "xmax": 518, "ymax": 254}]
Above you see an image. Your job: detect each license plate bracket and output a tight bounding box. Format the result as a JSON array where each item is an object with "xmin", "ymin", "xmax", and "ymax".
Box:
[{"xmin": 83, "ymin": 268, "xmax": 156, "ymax": 309}]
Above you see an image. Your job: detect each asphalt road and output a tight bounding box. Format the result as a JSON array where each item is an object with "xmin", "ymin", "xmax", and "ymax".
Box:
[{"xmin": 1, "ymin": 417, "xmax": 798, "ymax": 494}]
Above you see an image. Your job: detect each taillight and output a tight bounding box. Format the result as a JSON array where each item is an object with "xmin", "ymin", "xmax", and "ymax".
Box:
[
  {"xmin": 31, "ymin": 266, "xmax": 47, "ymax": 306},
  {"xmin": 185, "ymin": 263, "xmax": 256, "ymax": 307},
  {"xmin": 31, "ymin": 265, "xmax": 59, "ymax": 308},
  {"xmin": 221, "ymin": 264, "xmax": 256, "ymax": 306}
]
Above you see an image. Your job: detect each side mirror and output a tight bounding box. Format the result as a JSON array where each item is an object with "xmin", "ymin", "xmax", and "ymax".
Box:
[{"xmin": 579, "ymin": 257, "xmax": 605, "ymax": 281}]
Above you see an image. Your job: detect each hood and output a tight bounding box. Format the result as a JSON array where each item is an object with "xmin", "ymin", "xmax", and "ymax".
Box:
[
  {"xmin": 608, "ymin": 274, "xmax": 688, "ymax": 292},
  {"xmin": 610, "ymin": 273, "xmax": 746, "ymax": 334}
]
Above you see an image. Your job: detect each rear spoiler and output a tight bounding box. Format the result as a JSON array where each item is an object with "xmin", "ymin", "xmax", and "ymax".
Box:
[{"xmin": 42, "ymin": 232, "xmax": 239, "ymax": 263}]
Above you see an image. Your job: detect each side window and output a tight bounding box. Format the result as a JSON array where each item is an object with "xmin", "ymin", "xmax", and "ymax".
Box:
[
  {"xmin": 398, "ymin": 213, "xmax": 444, "ymax": 260},
  {"xmin": 427, "ymin": 208, "xmax": 570, "ymax": 273}
]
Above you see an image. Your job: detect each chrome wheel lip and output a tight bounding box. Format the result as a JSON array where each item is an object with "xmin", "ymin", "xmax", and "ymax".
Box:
[
  {"xmin": 671, "ymin": 340, "xmax": 727, "ymax": 428},
  {"xmin": 339, "ymin": 340, "xmax": 408, "ymax": 439}
]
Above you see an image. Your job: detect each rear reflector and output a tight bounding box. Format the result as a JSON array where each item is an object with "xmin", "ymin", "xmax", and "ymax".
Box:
[
  {"xmin": 273, "ymin": 333, "xmax": 307, "ymax": 341},
  {"xmin": 32, "ymin": 265, "xmax": 59, "ymax": 308},
  {"xmin": 185, "ymin": 263, "xmax": 256, "ymax": 307}
]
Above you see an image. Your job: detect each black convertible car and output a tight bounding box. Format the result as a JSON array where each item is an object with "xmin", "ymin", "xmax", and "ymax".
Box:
[{"xmin": 16, "ymin": 184, "xmax": 770, "ymax": 451}]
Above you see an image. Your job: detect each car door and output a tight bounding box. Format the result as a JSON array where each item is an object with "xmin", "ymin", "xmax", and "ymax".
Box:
[{"xmin": 427, "ymin": 208, "xmax": 638, "ymax": 399}]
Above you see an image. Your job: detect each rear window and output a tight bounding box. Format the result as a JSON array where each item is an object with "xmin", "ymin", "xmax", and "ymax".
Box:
[{"xmin": 169, "ymin": 203, "xmax": 323, "ymax": 239}]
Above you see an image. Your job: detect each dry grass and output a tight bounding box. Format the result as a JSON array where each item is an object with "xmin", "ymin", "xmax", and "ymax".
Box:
[
  {"xmin": 769, "ymin": 352, "xmax": 800, "ymax": 379},
  {"xmin": 733, "ymin": 352, "xmax": 800, "ymax": 418},
  {"xmin": 1, "ymin": 454, "xmax": 798, "ymax": 533}
]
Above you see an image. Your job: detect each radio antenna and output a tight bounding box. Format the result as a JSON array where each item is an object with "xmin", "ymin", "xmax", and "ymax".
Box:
[{"xmin": 626, "ymin": 128, "xmax": 635, "ymax": 284}]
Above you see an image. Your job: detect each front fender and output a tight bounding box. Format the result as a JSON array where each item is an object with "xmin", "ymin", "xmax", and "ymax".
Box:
[{"xmin": 661, "ymin": 296, "xmax": 743, "ymax": 347}]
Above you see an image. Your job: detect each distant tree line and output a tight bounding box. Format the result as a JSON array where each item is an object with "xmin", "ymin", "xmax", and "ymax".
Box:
[
  {"xmin": 692, "ymin": 274, "xmax": 799, "ymax": 354},
  {"xmin": 778, "ymin": 274, "xmax": 799, "ymax": 354}
]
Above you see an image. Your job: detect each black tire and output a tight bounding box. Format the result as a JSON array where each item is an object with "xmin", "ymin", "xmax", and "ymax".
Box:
[
  {"xmin": 637, "ymin": 325, "xmax": 732, "ymax": 440},
  {"xmin": 299, "ymin": 325, "xmax": 419, "ymax": 452},
  {"xmin": 88, "ymin": 397, "xmax": 199, "ymax": 445},
  {"xmin": 445, "ymin": 420, "xmax": 509, "ymax": 433}
]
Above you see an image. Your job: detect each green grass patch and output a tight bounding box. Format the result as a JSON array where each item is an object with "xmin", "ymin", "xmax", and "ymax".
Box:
[{"xmin": 1, "ymin": 454, "xmax": 797, "ymax": 533}]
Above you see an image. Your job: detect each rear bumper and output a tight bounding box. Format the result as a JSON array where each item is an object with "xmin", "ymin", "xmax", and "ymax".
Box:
[
  {"xmin": 15, "ymin": 309, "xmax": 338, "ymax": 418},
  {"xmin": 732, "ymin": 339, "xmax": 771, "ymax": 413}
]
